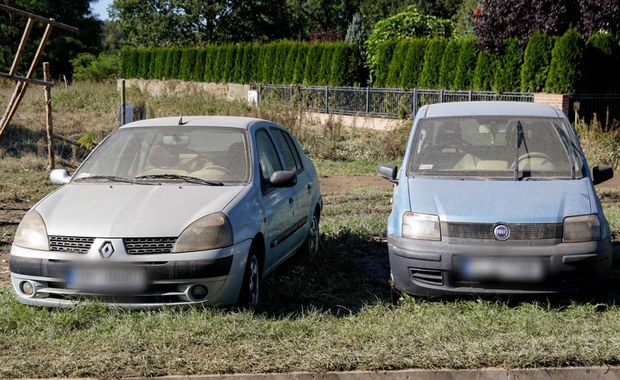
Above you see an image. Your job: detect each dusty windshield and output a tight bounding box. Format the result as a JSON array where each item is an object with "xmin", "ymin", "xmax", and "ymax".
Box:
[
  {"xmin": 74, "ymin": 126, "xmax": 249, "ymax": 184},
  {"xmin": 407, "ymin": 116, "xmax": 584, "ymax": 180}
]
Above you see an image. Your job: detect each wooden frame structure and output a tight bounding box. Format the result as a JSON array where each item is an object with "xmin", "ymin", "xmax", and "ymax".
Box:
[{"xmin": 0, "ymin": 4, "xmax": 78, "ymax": 141}]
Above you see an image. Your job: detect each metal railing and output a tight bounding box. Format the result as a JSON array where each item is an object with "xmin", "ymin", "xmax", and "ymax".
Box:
[
  {"xmin": 570, "ymin": 94, "xmax": 620, "ymax": 127},
  {"xmin": 257, "ymin": 84, "xmax": 535, "ymax": 119}
]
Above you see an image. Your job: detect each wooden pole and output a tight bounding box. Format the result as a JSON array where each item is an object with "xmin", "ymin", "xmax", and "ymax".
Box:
[{"xmin": 43, "ymin": 62, "xmax": 54, "ymax": 170}]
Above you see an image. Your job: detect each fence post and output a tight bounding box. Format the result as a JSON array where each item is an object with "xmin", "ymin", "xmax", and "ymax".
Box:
[
  {"xmin": 325, "ymin": 85, "xmax": 329, "ymax": 114},
  {"xmin": 440, "ymin": 89, "xmax": 445, "ymax": 103},
  {"xmin": 412, "ymin": 89, "xmax": 418, "ymax": 119},
  {"xmin": 120, "ymin": 79, "xmax": 126, "ymax": 127},
  {"xmin": 257, "ymin": 83, "xmax": 262, "ymax": 107},
  {"xmin": 366, "ymin": 86, "xmax": 370, "ymax": 116},
  {"xmin": 468, "ymin": 90, "xmax": 473, "ymax": 102}
]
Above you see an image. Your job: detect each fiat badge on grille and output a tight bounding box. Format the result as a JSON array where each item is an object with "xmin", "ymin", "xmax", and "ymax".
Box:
[{"xmin": 493, "ymin": 224, "xmax": 510, "ymax": 240}]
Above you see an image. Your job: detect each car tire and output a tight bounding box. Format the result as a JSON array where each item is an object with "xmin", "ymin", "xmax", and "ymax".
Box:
[
  {"xmin": 238, "ymin": 244, "xmax": 261, "ymax": 307},
  {"xmin": 301, "ymin": 209, "xmax": 320, "ymax": 257}
]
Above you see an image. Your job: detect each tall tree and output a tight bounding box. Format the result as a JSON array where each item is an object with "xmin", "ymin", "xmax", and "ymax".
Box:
[{"xmin": 0, "ymin": 0, "xmax": 102, "ymax": 80}]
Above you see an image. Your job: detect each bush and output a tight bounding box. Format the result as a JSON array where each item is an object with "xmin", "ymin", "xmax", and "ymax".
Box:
[
  {"xmin": 520, "ymin": 31, "xmax": 555, "ymax": 92},
  {"xmin": 453, "ymin": 37, "xmax": 478, "ymax": 89},
  {"xmin": 293, "ymin": 44, "xmax": 309, "ymax": 84},
  {"xmin": 284, "ymin": 44, "xmax": 298, "ymax": 84},
  {"xmin": 438, "ymin": 39, "xmax": 461, "ymax": 89},
  {"xmin": 419, "ymin": 38, "xmax": 447, "ymax": 89},
  {"xmin": 318, "ymin": 45, "xmax": 334, "ymax": 85},
  {"xmin": 472, "ymin": 50, "xmax": 496, "ymax": 91},
  {"xmin": 493, "ymin": 38, "xmax": 521, "ymax": 92},
  {"xmin": 582, "ymin": 33, "xmax": 620, "ymax": 93},
  {"xmin": 400, "ymin": 39, "xmax": 427, "ymax": 89},
  {"xmin": 373, "ymin": 40, "xmax": 397, "ymax": 87},
  {"xmin": 366, "ymin": 5, "xmax": 453, "ymax": 79},
  {"xmin": 546, "ymin": 29, "xmax": 584, "ymax": 93},
  {"xmin": 304, "ymin": 44, "xmax": 324, "ymax": 85},
  {"xmin": 71, "ymin": 52, "xmax": 119, "ymax": 81},
  {"xmin": 386, "ymin": 40, "xmax": 410, "ymax": 88},
  {"xmin": 179, "ymin": 48, "xmax": 197, "ymax": 81}
]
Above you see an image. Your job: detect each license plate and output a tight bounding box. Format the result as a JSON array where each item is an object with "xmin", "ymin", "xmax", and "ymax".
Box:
[
  {"xmin": 459, "ymin": 257, "xmax": 545, "ymax": 283},
  {"xmin": 66, "ymin": 265, "xmax": 147, "ymax": 293}
]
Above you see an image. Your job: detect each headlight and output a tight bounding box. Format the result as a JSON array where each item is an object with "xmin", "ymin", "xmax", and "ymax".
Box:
[
  {"xmin": 563, "ymin": 214, "xmax": 600, "ymax": 243},
  {"xmin": 402, "ymin": 212, "xmax": 441, "ymax": 241},
  {"xmin": 172, "ymin": 212, "xmax": 233, "ymax": 253},
  {"xmin": 13, "ymin": 210, "xmax": 50, "ymax": 250}
]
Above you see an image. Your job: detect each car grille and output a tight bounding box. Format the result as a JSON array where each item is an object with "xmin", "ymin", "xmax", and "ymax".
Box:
[
  {"xmin": 48, "ymin": 236, "xmax": 177, "ymax": 254},
  {"xmin": 124, "ymin": 237, "xmax": 176, "ymax": 254},
  {"xmin": 445, "ymin": 222, "xmax": 562, "ymax": 240},
  {"xmin": 49, "ymin": 236, "xmax": 95, "ymax": 254}
]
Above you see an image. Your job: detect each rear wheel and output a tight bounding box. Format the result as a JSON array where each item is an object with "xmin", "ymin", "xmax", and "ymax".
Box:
[{"xmin": 238, "ymin": 245, "xmax": 261, "ymax": 307}]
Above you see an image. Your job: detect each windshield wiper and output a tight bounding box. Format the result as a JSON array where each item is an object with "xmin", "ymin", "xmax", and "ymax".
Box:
[
  {"xmin": 73, "ymin": 175, "xmax": 150, "ymax": 185},
  {"xmin": 135, "ymin": 174, "xmax": 223, "ymax": 186},
  {"xmin": 513, "ymin": 120, "xmax": 525, "ymax": 181}
]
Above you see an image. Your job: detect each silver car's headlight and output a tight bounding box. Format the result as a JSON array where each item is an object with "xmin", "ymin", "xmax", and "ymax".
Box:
[
  {"xmin": 172, "ymin": 212, "xmax": 233, "ymax": 253},
  {"xmin": 13, "ymin": 210, "xmax": 50, "ymax": 250},
  {"xmin": 402, "ymin": 212, "xmax": 441, "ymax": 241},
  {"xmin": 563, "ymin": 214, "xmax": 600, "ymax": 243}
]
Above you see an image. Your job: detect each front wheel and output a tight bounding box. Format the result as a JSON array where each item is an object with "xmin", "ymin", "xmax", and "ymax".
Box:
[
  {"xmin": 238, "ymin": 245, "xmax": 261, "ymax": 307},
  {"xmin": 301, "ymin": 210, "xmax": 320, "ymax": 256}
]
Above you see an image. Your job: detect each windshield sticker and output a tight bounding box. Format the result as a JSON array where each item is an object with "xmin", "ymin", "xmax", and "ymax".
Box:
[{"xmin": 419, "ymin": 164, "xmax": 433, "ymax": 170}]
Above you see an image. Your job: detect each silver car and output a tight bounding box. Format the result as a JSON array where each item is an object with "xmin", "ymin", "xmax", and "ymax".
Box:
[{"xmin": 9, "ymin": 116, "xmax": 322, "ymax": 308}]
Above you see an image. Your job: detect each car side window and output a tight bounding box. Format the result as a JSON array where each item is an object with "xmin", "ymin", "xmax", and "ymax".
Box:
[
  {"xmin": 255, "ymin": 129, "xmax": 282, "ymax": 180},
  {"xmin": 270, "ymin": 128, "xmax": 303, "ymax": 172}
]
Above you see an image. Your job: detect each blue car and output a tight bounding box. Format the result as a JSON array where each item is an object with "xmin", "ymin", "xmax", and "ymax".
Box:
[{"xmin": 379, "ymin": 102, "xmax": 614, "ymax": 297}]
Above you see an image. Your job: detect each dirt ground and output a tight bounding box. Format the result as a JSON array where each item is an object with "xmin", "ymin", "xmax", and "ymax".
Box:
[{"xmin": 1, "ymin": 173, "xmax": 618, "ymax": 287}]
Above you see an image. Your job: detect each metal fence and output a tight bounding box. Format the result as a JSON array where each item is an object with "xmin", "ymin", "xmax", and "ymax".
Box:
[
  {"xmin": 570, "ymin": 94, "xmax": 620, "ymax": 127},
  {"xmin": 257, "ymin": 84, "xmax": 534, "ymax": 120}
]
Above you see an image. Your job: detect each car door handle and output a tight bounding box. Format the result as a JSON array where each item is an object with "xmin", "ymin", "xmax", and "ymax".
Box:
[
  {"xmin": 289, "ymin": 197, "xmax": 294, "ymax": 204},
  {"xmin": 307, "ymin": 183, "xmax": 312, "ymax": 190}
]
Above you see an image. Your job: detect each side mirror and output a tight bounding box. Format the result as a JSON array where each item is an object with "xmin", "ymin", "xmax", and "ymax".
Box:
[
  {"xmin": 378, "ymin": 164, "xmax": 398, "ymax": 183},
  {"xmin": 50, "ymin": 169, "xmax": 71, "ymax": 185},
  {"xmin": 592, "ymin": 165, "xmax": 613, "ymax": 185},
  {"xmin": 269, "ymin": 171, "xmax": 297, "ymax": 188}
]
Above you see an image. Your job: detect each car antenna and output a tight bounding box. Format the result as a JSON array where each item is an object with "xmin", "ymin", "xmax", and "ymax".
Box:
[{"xmin": 178, "ymin": 116, "xmax": 188, "ymax": 125}]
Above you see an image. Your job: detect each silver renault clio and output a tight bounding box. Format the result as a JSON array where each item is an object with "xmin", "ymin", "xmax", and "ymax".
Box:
[{"xmin": 9, "ymin": 116, "xmax": 322, "ymax": 308}]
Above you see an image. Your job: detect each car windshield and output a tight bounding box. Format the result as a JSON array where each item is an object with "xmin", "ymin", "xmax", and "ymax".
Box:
[
  {"xmin": 407, "ymin": 116, "xmax": 584, "ymax": 180},
  {"xmin": 73, "ymin": 126, "xmax": 250, "ymax": 184}
]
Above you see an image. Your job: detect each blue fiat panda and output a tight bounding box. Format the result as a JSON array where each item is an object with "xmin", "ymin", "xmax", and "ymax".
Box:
[{"xmin": 379, "ymin": 101, "xmax": 614, "ymax": 297}]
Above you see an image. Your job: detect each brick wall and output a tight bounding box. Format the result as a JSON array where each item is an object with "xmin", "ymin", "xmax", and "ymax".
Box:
[{"xmin": 533, "ymin": 93, "xmax": 570, "ymax": 117}]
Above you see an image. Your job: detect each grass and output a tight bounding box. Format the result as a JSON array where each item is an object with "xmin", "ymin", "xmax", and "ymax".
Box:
[{"xmin": 1, "ymin": 80, "xmax": 620, "ymax": 378}]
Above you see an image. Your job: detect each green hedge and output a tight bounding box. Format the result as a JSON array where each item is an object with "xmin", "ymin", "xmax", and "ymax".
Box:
[
  {"xmin": 120, "ymin": 33, "xmax": 619, "ymax": 93},
  {"xmin": 120, "ymin": 41, "xmax": 364, "ymax": 86}
]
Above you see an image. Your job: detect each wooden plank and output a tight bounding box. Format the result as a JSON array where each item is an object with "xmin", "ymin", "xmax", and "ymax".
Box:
[
  {"xmin": 0, "ymin": 72, "xmax": 54, "ymax": 87},
  {"xmin": 9, "ymin": 17, "xmax": 33, "ymax": 75},
  {"xmin": 0, "ymin": 4, "xmax": 79, "ymax": 34},
  {"xmin": 44, "ymin": 62, "xmax": 54, "ymax": 170}
]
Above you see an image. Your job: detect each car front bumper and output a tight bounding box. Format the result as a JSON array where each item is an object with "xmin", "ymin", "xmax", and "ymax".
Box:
[
  {"xmin": 388, "ymin": 235, "xmax": 612, "ymax": 297},
  {"xmin": 9, "ymin": 239, "xmax": 252, "ymax": 308}
]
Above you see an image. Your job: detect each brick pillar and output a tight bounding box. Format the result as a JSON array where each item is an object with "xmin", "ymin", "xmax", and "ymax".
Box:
[{"xmin": 533, "ymin": 93, "xmax": 570, "ymax": 117}]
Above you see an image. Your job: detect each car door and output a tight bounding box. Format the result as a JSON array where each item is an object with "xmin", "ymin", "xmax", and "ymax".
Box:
[
  {"xmin": 269, "ymin": 127, "xmax": 311, "ymax": 251},
  {"xmin": 254, "ymin": 128, "xmax": 297, "ymax": 273}
]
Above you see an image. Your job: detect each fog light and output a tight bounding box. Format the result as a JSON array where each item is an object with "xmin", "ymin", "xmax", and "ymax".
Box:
[
  {"xmin": 19, "ymin": 281, "xmax": 36, "ymax": 297},
  {"xmin": 187, "ymin": 284, "xmax": 209, "ymax": 302}
]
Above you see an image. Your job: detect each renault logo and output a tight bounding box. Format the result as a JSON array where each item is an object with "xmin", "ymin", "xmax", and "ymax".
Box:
[{"xmin": 99, "ymin": 241, "xmax": 115, "ymax": 258}]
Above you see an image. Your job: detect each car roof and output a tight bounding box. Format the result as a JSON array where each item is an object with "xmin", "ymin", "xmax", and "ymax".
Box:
[
  {"xmin": 420, "ymin": 101, "xmax": 565, "ymax": 118},
  {"xmin": 120, "ymin": 116, "xmax": 272, "ymax": 130}
]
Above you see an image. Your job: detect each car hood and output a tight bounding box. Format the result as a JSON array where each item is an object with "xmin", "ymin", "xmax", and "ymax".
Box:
[
  {"xmin": 407, "ymin": 178, "xmax": 594, "ymax": 223},
  {"xmin": 35, "ymin": 183, "xmax": 246, "ymax": 237}
]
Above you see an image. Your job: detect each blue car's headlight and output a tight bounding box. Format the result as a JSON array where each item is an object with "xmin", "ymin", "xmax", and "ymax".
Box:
[
  {"xmin": 563, "ymin": 214, "xmax": 600, "ymax": 243},
  {"xmin": 402, "ymin": 212, "xmax": 441, "ymax": 241},
  {"xmin": 173, "ymin": 212, "xmax": 233, "ymax": 253},
  {"xmin": 13, "ymin": 210, "xmax": 50, "ymax": 251}
]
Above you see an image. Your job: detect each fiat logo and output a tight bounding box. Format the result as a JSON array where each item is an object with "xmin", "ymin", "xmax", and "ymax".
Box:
[
  {"xmin": 99, "ymin": 241, "xmax": 115, "ymax": 258},
  {"xmin": 493, "ymin": 224, "xmax": 510, "ymax": 240}
]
